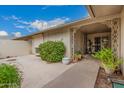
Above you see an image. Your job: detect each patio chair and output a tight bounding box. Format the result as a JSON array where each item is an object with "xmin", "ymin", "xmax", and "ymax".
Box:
[{"xmin": 111, "ymin": 79, "xmax": 124, "ymax": 88}]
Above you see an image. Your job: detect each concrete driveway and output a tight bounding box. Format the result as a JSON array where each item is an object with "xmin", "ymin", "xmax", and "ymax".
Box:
[{"xmin": 0, "ymin": 55, "xmax": 75, "ymax": 88}]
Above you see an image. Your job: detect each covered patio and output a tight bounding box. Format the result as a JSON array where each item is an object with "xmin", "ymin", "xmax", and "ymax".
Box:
[
  {"xmin": 74, "ymin": 23, "xmax": 111, "ymax": 55},
  {"xmin": 71, "ymin": 18, "xmax": 120, "ymax": 58}
]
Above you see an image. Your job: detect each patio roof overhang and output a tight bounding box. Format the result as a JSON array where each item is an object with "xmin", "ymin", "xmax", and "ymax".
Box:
[
  {"xmin": 78, "ymin": 23, "xmax": 111, "ymax": 34},
  {"xmin": 87, "ymin": 5, "xmax": 123, "ymax": 18}
]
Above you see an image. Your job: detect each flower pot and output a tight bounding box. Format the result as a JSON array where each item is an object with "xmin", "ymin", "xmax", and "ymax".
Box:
[
  {"xmin": 62, "ymin": 57, "xmax": 71, "ymax": 65},
  {"xmin": 78, "ymin": 55, "xmax": 82, "ymax": 60},
  {"xmin": 73, "ymin": 58, "xmax": 78, "ymax": 63},
  {"xmin": 101, "ymin": 63, "xmax": 114, "ymax": 75},
  {"xmin": 104, "ymin": 67, "xmax": 114, "ymax": 75}
]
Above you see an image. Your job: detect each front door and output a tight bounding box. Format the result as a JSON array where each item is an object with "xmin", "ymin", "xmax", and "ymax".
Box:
[
  {"xmin": 86, "ymin": 32, "xmax": 111, "ymax": 54},
  {"xmin": 94, "ymin": 37, "xmax": 101, "ymax": 52}
]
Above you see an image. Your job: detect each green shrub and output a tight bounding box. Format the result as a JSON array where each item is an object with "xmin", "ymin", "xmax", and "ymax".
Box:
[
  {"xmin": 38, "ymin": 41, "xmax": 65, "ymax": 62},
  {"xmin": 0, "ymin": 64, "xmax": 21, "ymax": 88},
  {"xmin": 92, "ymin": 48, "xmax": 122, "ymax": 72}
]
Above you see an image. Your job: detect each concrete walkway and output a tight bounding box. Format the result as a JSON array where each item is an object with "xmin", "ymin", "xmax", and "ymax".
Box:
[
  {"xmin": 0, "ymin": 55, "xmax": 75, "ymax": 88},
  {"xmin": 43, "ymin": 59, "xmax": 100, "ymax": 88},
  {"xmin": 0, "ymin": 55, "xmax": 99, "ymax": 88}
]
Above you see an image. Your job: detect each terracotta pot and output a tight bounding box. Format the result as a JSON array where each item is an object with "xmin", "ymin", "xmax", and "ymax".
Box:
[
  {"xmin": 78, "ymin": 55, "xmax": 82, "ymax": 60},
  {"xmin": 101, "ymin": 63, "xmax": 114, "ymax": 74},
  {"xmin": 73, "ymin": 57, "xmax": 79, "ymax": 63},
  {"xmin": 104, "ymin": 66, "xmax": 114, "ymax": 75}
]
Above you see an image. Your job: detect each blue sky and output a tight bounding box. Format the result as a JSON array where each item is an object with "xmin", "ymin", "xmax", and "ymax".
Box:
[{"xmin": 0, "ymin": 5, "xmax": 89, "ymax": 38}]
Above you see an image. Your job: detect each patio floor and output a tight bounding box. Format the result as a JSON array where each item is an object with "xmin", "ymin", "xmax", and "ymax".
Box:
[
  {"xmin": 0, "ymin": 55, "xmax": 99, "ymax": 88},
  {"xmin": 43, "ymin": 58, "xmax": 100, "ymax": 88}
]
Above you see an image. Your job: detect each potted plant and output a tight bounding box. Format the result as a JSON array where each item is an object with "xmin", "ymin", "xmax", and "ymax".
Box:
[
  {"xmin": 101, "ymin": 57, "xmax": 122, "ymax": 74},
  {"xmin": 62, "ymin": 57, "xmax": 71, "ymax": 65},
  {"xmin": 92, "ymin": 48, "xmax": 122, "ymax": 75},
  {"xmin": 73, "ymin": 51, "xmax": 82, "ymax": 63}
]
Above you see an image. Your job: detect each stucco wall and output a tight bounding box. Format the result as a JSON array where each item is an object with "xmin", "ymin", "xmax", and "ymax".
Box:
[
  {"xmin": 43, "ymin": 28, "xmax": 71, "ymax": 57},
  {"xmin": 74, "ymin": 31, "xmax": 84, "ymax": 53},
  {"xmin": 121, "ymin": 6, "xmax": 124, "ymax": 75},
  {"xmin": 0, "ymin": 40, "xmax": 31, "ymax": 58},
  {"xmin": 32, "ymin": 34, "xmax": 43, "ymax": 54}
]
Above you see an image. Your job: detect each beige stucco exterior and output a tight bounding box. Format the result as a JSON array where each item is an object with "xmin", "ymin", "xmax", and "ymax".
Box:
[
  {"xmin": 32, "ymin": 34, "xmax": 43, "ymax": 54},
  {"xmin": 0, "ymin": 40, "xmax": 31, "ymax": 58},
  {"xmin": 31, "ymin": 27, "xmax": 71, "ymax": 57},
  {"xmin": 73, "ymin": 30, "xmax": 84, "ymax": 53},
  {"xmin": 43, "ymin": 28, "xmax": 72, "ymax": 57}
]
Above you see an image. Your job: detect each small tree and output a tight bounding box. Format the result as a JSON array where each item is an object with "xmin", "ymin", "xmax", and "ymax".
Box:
[{"xmin": 38, "ymin": 41, "xmax": 65, "ymax": 63}]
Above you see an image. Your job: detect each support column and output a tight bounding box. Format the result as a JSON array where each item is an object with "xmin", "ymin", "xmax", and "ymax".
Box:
[
  {"xmin": 71, "ymin": 28, "xmax": 77, "ymax": 57},
  {"xmin": 102, "ymin": 18, "xmax": 120, "ymax": 57}
]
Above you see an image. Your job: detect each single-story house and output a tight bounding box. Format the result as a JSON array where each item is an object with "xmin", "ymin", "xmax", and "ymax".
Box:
[{"xmin": 9, "ymin": 5, "xmax": 124, "ymax": 75}]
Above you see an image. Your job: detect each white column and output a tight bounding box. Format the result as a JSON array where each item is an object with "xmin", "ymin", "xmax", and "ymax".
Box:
[
  {"xmin": 102, "ymin": 18, "xmax": 120, "ymax": 57},
  {"xmin": 72, "ymin": 28, "xmax": 77, "ymax": 57}
]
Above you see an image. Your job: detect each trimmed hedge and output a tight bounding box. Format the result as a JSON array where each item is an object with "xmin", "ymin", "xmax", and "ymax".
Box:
[{"xmin": 38, "ymin": 41, "xmax": 65, "ymax": 62}]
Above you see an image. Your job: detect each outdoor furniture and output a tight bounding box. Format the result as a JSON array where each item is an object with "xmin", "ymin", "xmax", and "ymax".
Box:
[{"xmin": 111, "ymin": 79, "xmax": 124, "ymax": 88}]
